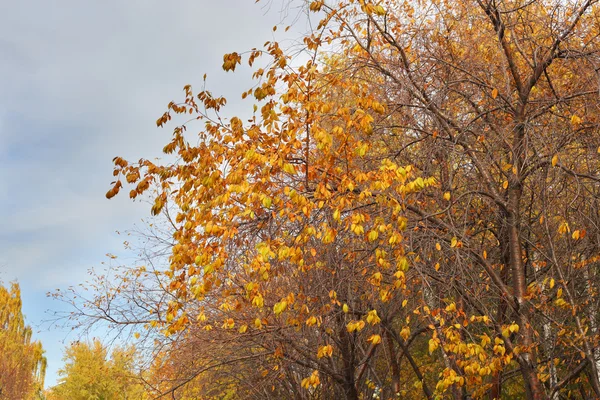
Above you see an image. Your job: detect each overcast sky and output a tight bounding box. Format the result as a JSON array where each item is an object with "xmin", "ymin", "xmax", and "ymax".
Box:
[{"xmin": 0, "ymin": 0, "xmax": 306, "ymax": 388}]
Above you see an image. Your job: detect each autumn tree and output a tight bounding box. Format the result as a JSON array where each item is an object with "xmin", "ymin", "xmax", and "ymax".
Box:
[
  {"xmin": 0, "ymin": 282, "xmax": 46, "ymax": 400},
  {"xmin": 57, "ymin": 0, "xmax": 600, "ymax": 399},
  {"xmin": 312, "ymin": 1, "xmax": 600, "ymax": 398},
  {"xmin": 48, "ymin": 339, "xmax": 146, "ymax": 400}
]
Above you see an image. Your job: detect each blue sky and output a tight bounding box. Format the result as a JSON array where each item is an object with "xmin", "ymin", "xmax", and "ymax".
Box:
[{"xmin": 0, "ymin": 0, "xmax": 302, "ymax": 388}]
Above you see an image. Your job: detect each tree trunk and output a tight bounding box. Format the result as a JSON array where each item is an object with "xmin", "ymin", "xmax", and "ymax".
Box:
[
  {"xmin": 339, "ymin": 321, "xmax": 359, "ymax": 400},
  {"xmin": 507, "ymin": 180, "xmax": 546, "ymax": 399}
]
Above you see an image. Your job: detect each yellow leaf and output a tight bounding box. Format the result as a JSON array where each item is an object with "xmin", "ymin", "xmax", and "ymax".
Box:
[
  {"xmin": 355, "ymin": 142, "xmax": 369, "ymax": 157},
  {"xmin": 317, "ymin": 344, "xmax": 333, "ymax": 358},
  {"xmin": 555, "ymin": 298, "xmax": 567, "ymax": 307},
  {"xmin": 342, "ymin": 304, "xmax": 349, "ymax": 313},
  {"xmin": 322, "ymin": 228, "xmax": 335, "ymax": 244},
  {"xmin": 134, "ymin": 332, "xmax": 140, "ymax": 339},
  {"xmin": 429, "ymin": 338, "xmax": 438, "ymax": 354},
  {"xmin": 374, "ymin": 5, "xmax": 386, "ymax": 16},
  {"xmin": 309, "ymin": 1, "xmax": 323, "ymax": 12},
  {"xmin": 283, "ymin": 163, "xmax": 296, "ymax": 174},
  {"xmin": 366, "ymin": 310, "xmax": 381, "ymax": 325},
  {"xmin": 435, "ymin": 243, "xmax": 441, "ymax": 251},
  {"xmin": 397, "ymin": 257, "xmax": 409, "ymax": 271},
  {"xmin": 558, "ymin": 222, "xmax": 570, "ymax": 235},
  {"xmin": 445, "ymin": 302, "xmax": 456, "ymax": 312},
  {"xmin": 368, "ymin": 334, "xmax": 382, "ymax": 344},
  {"xmin": 262, "ymin": 196, "xmax": 272, "ymax": 208},
  {"xmin": 273, "ymin": 300, "xmax": 288, "ymax": 315},
  {"xmin": 443, "ymin": 192, "xmax": 451, "ymax": 201},
  {"xmin": 414, "ymin": 177, "xmax": 425, "ymax": 190},
  {"xmin": 572, "ymin": 230, "xmax": 580, "ymax": 240},
  {"xmin": 252, "ymin": 294, "xmax": 264, "ymax": 308},
  {"xmin": 400, "ymin": 326, "xmax": 410, "ymax": 341},
  {"xmin": 552, "ymin": 154, "xmax": 558, "ymax": 167},
  {"xmin": 481, "ymin": 334, "xmax": 491, "ymax": 347},
  {"xmin": 347, "ymin": 320, "xmax": 365, "ymax": 332},
  {"xmin": 502, "ymin": 180, "xmax": 509, "ymax": 189},
  {"xmin": 450, "ymin": 237, "xmax": 458, "ymax": 248},
  {"xmin": 222, "ymin": 52, "xmax": 241, "ymax": 72},
  {"xmin": 491, "ymin": 88, "xmax": 498, "ymax": 99},
  {"xmin": 333, "ymin": 209, "xmax": 341, "ymax": 221},
  {"xmin": 549, "ymin": 278, "xmax": 555, "ymax": 289},
  {"xmin": 371, "ymin": 271, "xmax": 382, "ymax": 283},
  {"xmin": 368, "ymin": 230, "xmax": 378, "ymax": 242},
  {"xmin": 571, "ymin": 114, "xmax": 582, "ymax": 125}
]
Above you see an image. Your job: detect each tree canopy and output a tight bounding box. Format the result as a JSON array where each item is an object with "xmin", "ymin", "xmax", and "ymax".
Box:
[
  {"xmin": 0, "ymin": 282, "xmax": 46, "ymax": 400},
  {"xmin": 47, "ymin": 339, "xmax": 145, "ymax": 400}
]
